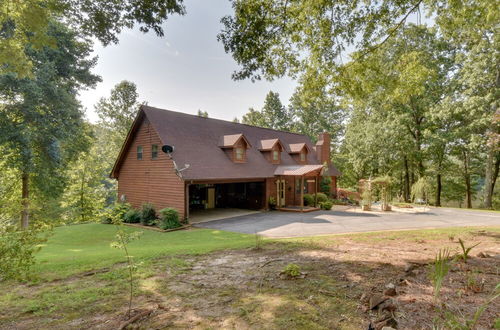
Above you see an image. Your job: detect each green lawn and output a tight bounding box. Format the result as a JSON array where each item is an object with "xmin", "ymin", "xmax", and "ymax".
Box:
[{"xmin": 35, "ymin": 223, "xmax": 256, "ymax": 280}]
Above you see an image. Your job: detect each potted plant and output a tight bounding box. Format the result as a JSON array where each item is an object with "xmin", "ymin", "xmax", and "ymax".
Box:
[{"xmin": 268, "ymin": 196, "xmax": 277, "ymax": 210}]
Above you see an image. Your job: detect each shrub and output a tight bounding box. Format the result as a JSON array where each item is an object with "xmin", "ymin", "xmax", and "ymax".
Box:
[
  {"xmin": 123, "ymin": 209, "xmax": 141, "ymax": 223},
  {"xmin": 101, "ymin": 202, "xmax": 130, "ymax": 224},
  {"xmin": 140, "ymin": 203, "xmax": 157, "ymax": 226},
  {"xmin": 320, "ymin": 200, "xmax": 333, "ymax": 210},
  {"xmin": 320, "ymin": 176, "xmax": 332, "ymax": 194},
  {"xmin": 315, "ymin": 193, "xmax": 329, "ymax": 203},
  {"xmin": 282, "ymin": 263, "xmax": 301, "ymax": 278},
  {"xmin": 303, "ymin": 194, "xmax": 315, "ymax": 206},
  {"xmin": 158, "ymin": 207, "xmax": 181, "ymax": 230}
]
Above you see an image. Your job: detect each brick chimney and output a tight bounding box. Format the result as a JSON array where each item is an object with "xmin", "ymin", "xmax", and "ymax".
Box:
[{"xmin": 315, "ymin": 132, "xmax": 331, "ymax": 165}]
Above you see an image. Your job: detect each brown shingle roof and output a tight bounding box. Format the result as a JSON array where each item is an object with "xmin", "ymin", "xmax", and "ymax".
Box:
[{"xmin": 114, "ymin": 105, "xmax": 341, "ymax": 180}]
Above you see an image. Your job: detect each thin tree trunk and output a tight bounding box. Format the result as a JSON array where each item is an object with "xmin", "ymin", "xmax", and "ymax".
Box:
[
  {"xmin": 492, "ymin": 155, "xmax": 500, "ymax": 196},
  {"xmin": 404, "ymin": 156, "xmax": 410, "ymax": 202},
  {"xmin": 21, "ymin": 172, "xmax": 30, "ymax": 229},
  {"xmin": 435, "ymin": 173, "xmax": 442, "ymax": 207},
  {"xmin": 462, "ymin": 150, "xmax": 472, "ymax": 209},
  {"xmin": 484, "ymin": 148, "xmax": 494, "ymax": 208}
]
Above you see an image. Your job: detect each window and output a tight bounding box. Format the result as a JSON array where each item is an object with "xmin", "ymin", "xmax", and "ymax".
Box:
[
  {"xmin": 300, "ymin": 151, "xmax": 306, "ymax": 162},
  {"xmin": 295, "ymin": 178, "xmax": 308, "ymax": 193},
  {"xmin": 137, "ymin": 146, "xmax": 143, "ymax": 160},
  {"xmin": 151, "ymin": 144, "xmax": 158, "ymax": 159},
  {"xmin": 235, "ymin": 147, "xmax": 244, "ymax": 160},
  {"xmin": 273, "ymin": 150, "xmax": 279, "ymax": 161}
]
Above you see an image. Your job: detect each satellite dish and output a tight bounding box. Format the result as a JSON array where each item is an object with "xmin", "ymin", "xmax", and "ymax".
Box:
[{"xmin": 161, "ymin": 145, "xmax": 174, "ymax": 153}]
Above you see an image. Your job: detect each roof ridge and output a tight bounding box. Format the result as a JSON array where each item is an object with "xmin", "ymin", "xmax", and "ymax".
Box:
[{"xmin": 141, "ymin": 105, "xmax": 311, "ymax": 138}]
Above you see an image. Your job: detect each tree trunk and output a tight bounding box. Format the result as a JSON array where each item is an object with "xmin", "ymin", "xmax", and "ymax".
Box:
[
  {"xmin": 462, "ymin": 150, "xmax": 472, "ymax": 209},
  {"xmin": 21, "ymin": 172, "xmax": 30, "ymax": 229},
  {"xmin": 435, "ymin": 173, "xmax": 442, "ymax": 207},
  {"xmin": 484, "ymin": 148, "xmax": 494, "ymax": 208},
  {"xmin": 404, "ymin": 157, "xmax": 410, "ymax": 202}
]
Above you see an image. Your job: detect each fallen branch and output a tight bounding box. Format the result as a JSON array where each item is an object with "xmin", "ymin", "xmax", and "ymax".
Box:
[
  {"xmin": 260, "ymin": 259, "xmax": 284, "ymax": 268},
  {"xmin": 118, "ymin": 309, "xmax": 154, "ymax": 330}
]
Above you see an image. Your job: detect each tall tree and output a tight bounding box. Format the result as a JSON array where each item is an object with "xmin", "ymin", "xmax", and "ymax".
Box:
[
  {"xmin": 0, "ymin": 21, "xmax": 100, "ymax": 228},
  {"xmin": 261, "ymin": 91, "xmax": 290, "ymax": 131},
  {"xmin": 1, "ymin": 0, "xmax": 186, "ymax": 76},
  {"xmin": 242, "ymin": 91, "xmax": 291, "ymax": 130},
  {"xmin": 95, "ymin": 80, "xmax": 140, "ymax": 143}
]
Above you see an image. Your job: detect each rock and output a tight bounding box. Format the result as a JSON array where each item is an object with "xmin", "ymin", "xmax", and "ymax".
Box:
[
  {"xmin": 385, "ymin": 283, "xmax": 395, "ymax": 289},
  {"xmin": 384, "ymin": 287, "xmax": 397, "ymax": 296},
  {"xmin": 477, "ymin": 252, "xmax": 490, "ymax": 258},
  {"xmin": 369, "ymin": 294, "xmax": 387, "ymax": 310},
  {"xmin": 381, "ymin": 327, "xmax": 397, "ymax": 330}
]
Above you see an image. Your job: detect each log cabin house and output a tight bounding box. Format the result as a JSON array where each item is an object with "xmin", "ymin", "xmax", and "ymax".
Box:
[{"xmin": 111, "ymin": 105, "xmax": 341, "ymax": 221}]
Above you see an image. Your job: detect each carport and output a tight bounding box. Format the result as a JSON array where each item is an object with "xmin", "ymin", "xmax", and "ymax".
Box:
[{"xmin": 186, "ymin": 179, "xmax": 265, "ymax": 222}]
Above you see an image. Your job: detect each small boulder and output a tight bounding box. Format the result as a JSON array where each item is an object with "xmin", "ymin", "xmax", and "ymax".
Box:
[{"xmin": 477, "ymin": 252, "xmax": 490, "ymax": 258}]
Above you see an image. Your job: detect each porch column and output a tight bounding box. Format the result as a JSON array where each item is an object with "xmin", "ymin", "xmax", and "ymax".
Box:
[
  {"xmin": 314, "ymin": 175, "xmax": 318, "ymax": 207},
  {"xmin": 300, "ymin": 175, "xmax": 304, "ymax": 212}
]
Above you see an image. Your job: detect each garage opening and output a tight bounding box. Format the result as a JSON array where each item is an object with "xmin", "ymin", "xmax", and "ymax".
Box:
[{"xmin": 188, "ymin": 181, "xmax": 265, "ymax": 223}]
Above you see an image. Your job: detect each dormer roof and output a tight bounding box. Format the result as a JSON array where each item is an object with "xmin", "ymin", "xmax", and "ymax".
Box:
[
  {"xmin": 218, "ymin": 134, "xmax": 251, "ymax": 149},
  {"xmin": 288, "ymin": 143, "xmax": 310, "ymax": 154},
  {"xmin": 258, "ymin": 138, "xmax": 284, "ymax": 151}
]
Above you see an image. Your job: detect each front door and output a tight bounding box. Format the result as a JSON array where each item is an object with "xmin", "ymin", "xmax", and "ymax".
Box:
[{"xmin": 276, "ymin": 179, "xmax": 286, "ymax": 207}]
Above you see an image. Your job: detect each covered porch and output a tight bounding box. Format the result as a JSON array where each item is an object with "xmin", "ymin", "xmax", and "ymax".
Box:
[{"xmin": 274, "ymin": 164, "xmax": 324, "ymax": 213}]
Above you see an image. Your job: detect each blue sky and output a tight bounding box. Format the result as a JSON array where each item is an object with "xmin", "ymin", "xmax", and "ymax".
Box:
[{"xmin": 78, "ymin": 0, "xmax": 296, "ymax": 122}]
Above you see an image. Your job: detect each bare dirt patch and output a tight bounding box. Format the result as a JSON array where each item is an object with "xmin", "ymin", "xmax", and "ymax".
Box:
[{"xmin": 1, "ymin": 228, "xmax": 499, "ymax": 329}]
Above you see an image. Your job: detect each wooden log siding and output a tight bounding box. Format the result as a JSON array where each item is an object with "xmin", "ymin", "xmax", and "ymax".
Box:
[{"xmin": 117, "ymin": 117, "xmax": 186, "ymax": 219}]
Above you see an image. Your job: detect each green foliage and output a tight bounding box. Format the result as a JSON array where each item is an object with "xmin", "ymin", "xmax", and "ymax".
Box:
[
  {"xmin": 157, "ymin": 208, "xmax": 181, "ymax": 230},
  {"xmin": 411, "ymin": 177, "xmax": 433, "ymax": 204},
  {"xmin": 268, "ymin": 196, "xmax": 277, "ymax": 209},
  {"xmin": 95, "ymin": 81, "xmax": 141, "ymax": 145},
  {"xmin": 319, "ymin": 200, "xmax": 333, "ymax": 210},
  {"xmin": 242, "ymin": 91, "xmax": 291, "ymax": 131},
  {"xmin": 456, "ymin": 238, "xmax": 480, "ymax": 263},
  {"xmin": 319, "ymin": 177, "xmax": 332, "ymax": 195},
  {"xmin": 123, "ymin": 209, "xmax": 141, "ymax": 224},
  {"xmin": 430, "ymin": 248, "xmax": 451, "ymax": 299},
  {"xmin": 197, "ymin": 109, "xmax": 209, "ymax": 118},
  {"xmin": 303, "ymin": 194, "xmax": 315, "ymax": 206},
  {"xmin": 1, "ymin": 0, "xmax": 186, "ymax": 76},
  {"xmin": 140, "ymin": 203, "xmax": 157, "ymax": 226},
  {"xmin": 101, "ymin": 203, "xmax": 130, "ymax": 224},
  {"xmin": 0, "ymin": 223, "xmax": 48, "ymax": 281},
  {"xmin": 282, "ymin": 263, "xmax": 301, "ymax": 278}
]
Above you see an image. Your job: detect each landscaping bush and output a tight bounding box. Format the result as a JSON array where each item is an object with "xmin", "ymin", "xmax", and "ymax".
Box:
[
  {"xmin": 101, "ymin": 202, "xmax": 131, "ymax": 224},
  {"xmin": 320, "ymin": 176, "xmax": 332, "ymax": 195},
  {"xmin": 320, "ymin": 200, "xmax": 334, "ymax": 210},
  {"xmin": 303, "ymin": 194, "xmax": 315, "ymax": 206},
  {"xmin": 315, "ymin": 193, "xmax": 329, "ymax": 203},
  {"xmin": 140, "ymin": 203, "xmax": 157, "ymax": 226},
  {"xmin": 123, "ymin": 209, "xmax": 141, "ymax": 223},
  {"xmin": 157, "ymin": 208, "xmax": 181, "ymax": 230}
]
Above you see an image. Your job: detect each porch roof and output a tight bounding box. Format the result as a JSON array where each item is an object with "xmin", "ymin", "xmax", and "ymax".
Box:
[{"xmin": 274, "ymin": 164, "xmax": 323, "ymax": 176}]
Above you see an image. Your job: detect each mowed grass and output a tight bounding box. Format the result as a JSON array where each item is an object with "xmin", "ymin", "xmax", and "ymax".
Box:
[{"xmin": 34, "ymin": 223, "xmax": 256, "ymax": 280}]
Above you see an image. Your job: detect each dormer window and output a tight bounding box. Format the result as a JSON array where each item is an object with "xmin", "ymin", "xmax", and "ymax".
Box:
[
  {"xmin": 288, "ymin": 143, "xmax": 310, "ymax": 164},
  {"xmin": 235, "ymin": 147, "xmax": 245, "ymax": 161},
  {"xmin": 258, "ymin": 138, "xmax": 284, "ymax": 164},
  {"xmin": 218, "ymin": 133, "xmax": 251, "ymax": 163},
  {"xmin": 300, "ymin": 151, "xmax": 306, "ymax": 162}
]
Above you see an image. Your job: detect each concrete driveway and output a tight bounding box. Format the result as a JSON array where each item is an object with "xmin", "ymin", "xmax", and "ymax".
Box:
[{"xmin": 194, "ymin": 207, "xmax": 500, "ymax": 238}]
